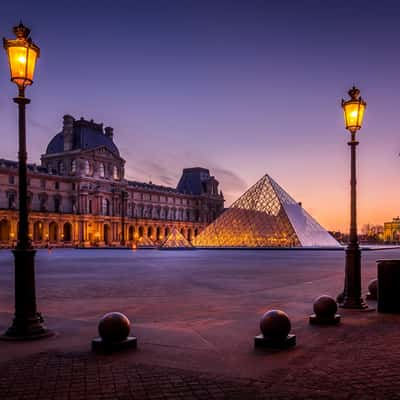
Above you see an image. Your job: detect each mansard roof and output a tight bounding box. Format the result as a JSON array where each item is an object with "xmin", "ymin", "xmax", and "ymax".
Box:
[
  {"xmin": 45, "ymin": 117, "xmax": 120, "ymax": 156},
  {"xmin": 177, "ymin": 167, "xmax": 214, "ymax": 195},
  {"xmin": 0, "ymin": 159, "xmax": 48, "ymax": 174},
  {"xmin": 127, "ymin": 180, "xmax": 180, "ymax": 194}
]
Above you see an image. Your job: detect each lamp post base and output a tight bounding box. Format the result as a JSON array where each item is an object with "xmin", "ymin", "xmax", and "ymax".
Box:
[
  {"xmin": 1, "ymin": 321, "xmax": 54, "ymax": 341},
  {"xmin": 0, "ymin": 248, "xmax": 54, "ymax": 341},
  {"xmin": 339, "ymin": 299, "xmax": 368, "ymax": 309},
  {"xmin": 1, "ymin": 312, "xmax": 54, "ymax": 340},
  {"xmin": 339, "ymin": 246, "xmax": 368, "ymax": 309}
]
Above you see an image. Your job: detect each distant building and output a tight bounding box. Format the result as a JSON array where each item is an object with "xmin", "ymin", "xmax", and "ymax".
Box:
[
  {"xmin": 384, "ymin": 217, "xmax": 400, "ymax": 242},
  {"xmin": 360, "ymin": 224, "xmax": 384, "ymax": 242},
  {"xmin": 0, "ymin": 115, "xmax": 224, "ymax": 248}
]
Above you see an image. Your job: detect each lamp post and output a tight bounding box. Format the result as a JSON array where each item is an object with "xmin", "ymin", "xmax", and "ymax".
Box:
[
  {"xmin": 339, "ymin": 86, "xmax": 368, "ymax": 309},
  {"xmin": 1, "ymin": 23, "xmax": 53, "ymax": 339}
]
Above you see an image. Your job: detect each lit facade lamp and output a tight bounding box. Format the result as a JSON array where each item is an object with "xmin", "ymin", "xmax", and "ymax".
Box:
[
  {"xmin": 1, "ymin": 23, "xmax": 53, "ymax": 339},
  {"xmin": 4, "ymin": 25, "xmax": 39, "ymax": 90},
  {"xmin": 339, "ymin": 86, "xmax": 368, "ymax": 309}
]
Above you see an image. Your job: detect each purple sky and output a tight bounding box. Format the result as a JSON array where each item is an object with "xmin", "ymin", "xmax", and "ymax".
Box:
[{"xmin": 1, "ymin": 0, "xmax": 400, "ymax": 231}]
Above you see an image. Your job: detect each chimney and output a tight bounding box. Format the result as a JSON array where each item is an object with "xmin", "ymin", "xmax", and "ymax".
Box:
[
  {"xmin": 105, "ymin": 126, "xmax": 114, "ymax": 140},
  {"xmin": 63, "ymin": 115, "xmax": 75, "ymax": 151}
]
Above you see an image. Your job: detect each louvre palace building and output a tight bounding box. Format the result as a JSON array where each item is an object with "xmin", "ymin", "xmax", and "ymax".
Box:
[{"xmin": 0, "ymin": 115, "xmax": 224, "ymax": 248}]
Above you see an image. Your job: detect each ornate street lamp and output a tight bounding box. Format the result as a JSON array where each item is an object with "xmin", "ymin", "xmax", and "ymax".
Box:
[
  {"xmin": 1, "ymin": 23, "xmax": 53, "ymax": 339},
  {"xmin": 339, "ymin": 86, "xmax": 367, "ymax": 309}
]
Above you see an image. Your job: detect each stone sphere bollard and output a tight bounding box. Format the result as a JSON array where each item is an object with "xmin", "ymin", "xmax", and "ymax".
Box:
[
  {"xmin": 310, "ymin": 295, "xmax": 341, "ymax": 325},
  {"xmin": 92, "ymin": 312, "xmax": 137, "ymax": 352},
  {"xmin": 260, "ymin": 310, "xmax": 291, "ymax": 341},
  {"xmin": 255, "ymin": 309, "xmax": 296, "ymax": 349},
  {"xmin": 98, "ymin": 312, "xmax": 131, "ymax": 343},
  {"xmin": 313, "ymin": 295, "xmax": 338, "ymax": 317},
  {"xmin": 366, "ymin": 279, "xmax": 378, "ymax": 300}
]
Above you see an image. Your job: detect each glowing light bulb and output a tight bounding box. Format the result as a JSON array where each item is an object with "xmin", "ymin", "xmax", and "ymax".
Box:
[{"xmin": 17, "ymin": 55, "xmax": 26, "ymax": 64}]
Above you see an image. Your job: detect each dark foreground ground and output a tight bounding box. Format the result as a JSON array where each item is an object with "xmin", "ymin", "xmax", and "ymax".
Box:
[{"xmin": 0, "ymin": 248, "xmax": 399, "ymax": 399}]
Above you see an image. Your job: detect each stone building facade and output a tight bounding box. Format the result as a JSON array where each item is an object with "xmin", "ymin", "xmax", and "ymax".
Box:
[{"xmin": 0, "ymin": 115, "xmax": 224, "ymax": 248}]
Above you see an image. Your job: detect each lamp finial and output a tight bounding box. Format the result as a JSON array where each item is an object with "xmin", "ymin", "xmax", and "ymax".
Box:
[
  {"xmin": 13, "ymin": 22, "xmax": 30, "ymax": 39},
  {"xmin": 348, "ymin": 86, "xmax": 360, "ymax": 100}
]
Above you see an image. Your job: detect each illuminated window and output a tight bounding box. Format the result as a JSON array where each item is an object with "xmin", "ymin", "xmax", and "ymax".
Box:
[
  {"xmin": 113, "ymin": 166, "xmax": 119, "ymax": 180},
  {"xmin": 99, "ymin": 163, "xmax": 105, "ymax": 178},
  {"xmin": 71, "ymin": 159, "xmax": 77, "ymax": 173},
  {"xmin": 84, "ymin": 160, "xmax": 90, "ymax": 176}
]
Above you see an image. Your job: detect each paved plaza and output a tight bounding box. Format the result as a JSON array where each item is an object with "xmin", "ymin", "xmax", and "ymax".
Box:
[{"xmin": 1, "ymin": 248, "xmax": 400, "ymax": 399}]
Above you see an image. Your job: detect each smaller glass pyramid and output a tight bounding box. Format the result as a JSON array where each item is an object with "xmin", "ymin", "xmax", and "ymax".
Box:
[
  {"xmin": 137, "ymin": 235, "xmax": 155, "ymax": 248},
  {"xmin": 193, "ymin": 174, "xmax": 340, "ymax": 248},
  {"xmin": 161, "ymin": 227, "xmax": 194, "ymax": 249}
]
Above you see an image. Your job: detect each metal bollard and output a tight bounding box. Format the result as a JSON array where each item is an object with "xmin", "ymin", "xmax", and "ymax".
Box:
[{"xmin": 377, "ymin": 260, "xmax": 400, "ymax": 313}]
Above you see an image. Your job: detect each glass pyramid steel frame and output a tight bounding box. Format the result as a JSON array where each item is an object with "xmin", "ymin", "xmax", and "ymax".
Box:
[{"xmin": 193, "ymin": 174, "xmax": 340, "ymax": 248}]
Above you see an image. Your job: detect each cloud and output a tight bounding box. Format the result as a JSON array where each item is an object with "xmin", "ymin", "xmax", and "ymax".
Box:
[
  {"xmin": 209, "ymin": 166, "xmax": 247, "ymax": 193},
  {"xmin": 28, "ymin": 118, "xmax": 54, "ymax": 133},
  {"xmin": 123, "ymin": 149, "xmax": 248, "ymax": 206},
  {"xmin": 125, "ymin": 158, "xmax": 179, "ymax": 187}
]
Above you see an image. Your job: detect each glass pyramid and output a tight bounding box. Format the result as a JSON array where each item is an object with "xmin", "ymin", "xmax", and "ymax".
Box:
[
  {"xmin": 193, "ymin": 174, "xmax": 340, "ymax": 248},
  {"xmin": 160, "ymin": 228, "xmax": 193, "ymax": 249},
  {"xmin": 137, "ymin": 235, "xmax": 155, "ymax": 248}
]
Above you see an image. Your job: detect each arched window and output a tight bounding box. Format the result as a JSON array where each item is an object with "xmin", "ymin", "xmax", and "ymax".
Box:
[
  {"xmin": 49, "ymin": 222, "xmax": 58, "ymax": 242},
  {"xmin": 128, "ymin": 226, "xmax": 134, "ymax": 241},
  {"xmin": 71, "ymin": 159, "xmax": 77, "ymax": 173},
  {"xmin": 84, "ymin": 160, "xmax": 90, "ymax": 176},
  {"xmin": 63, "ymin": 222, "xmax": 72, "ymax": 241},
  {"xmin": 99, "ymin": 163, "xmax": 105, "ymax": 178},
  {"xmin": 113, "ymin": 166, "xmax": 119, "ymax": 180},
  {"xmin": 0, "ymin": 219, "xmax": 10, "ymax": 241},
  {"xmin": 33, "ymin": 221, "xmax": 44, "ymax": 242}
]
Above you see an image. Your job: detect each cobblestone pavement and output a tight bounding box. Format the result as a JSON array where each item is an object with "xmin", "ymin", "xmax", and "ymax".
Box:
[
  {"xmin": 2, "ymin": 249, "xmax": 400, "ymax": 399},
  {"xmin": 1, "ymin": 315, "xmax": 400, "ymax": 400}
]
